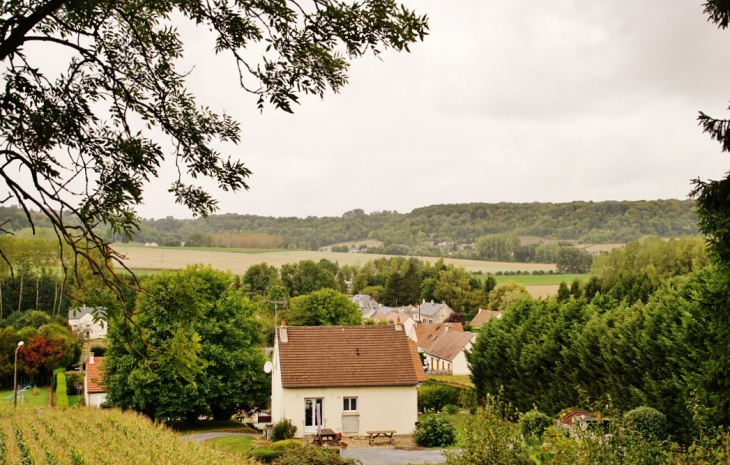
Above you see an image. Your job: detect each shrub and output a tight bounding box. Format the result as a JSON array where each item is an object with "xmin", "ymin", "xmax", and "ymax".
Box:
[
  {"xmin": 271, "ymin": 419, "xmax": 297, "ymax": 442},
  {"xmin": 624, "ymin": 406, "xmax": 667, "ymax": 440},
  {"xmin": 55, "ymin": 369, "xmax": 69, "ymax": 408},
  {"xmin": 248, "ymin": 447, "xmax": 282, "ymax": 463},
  {"xmin": 443, "ymin": 405, "xmax": 460, "ymax": 414},
  {"xmin": 270, "ymin": 439, "xmax": 304, "ymax": 451},
  {"xmin": 413, "ymin": 415, "xmax": 456, "ymax": 448},
  {"xmin": 520, "ymin": 409, "xmax": 552, "ymax": 439},
  {"xmin": 418, "ymin": 384, "xmax": 461, "ymax": 413},
  {"xmin": 496, "ymin": 271, "xmax": 503, "ymax": 276},
  {"xmin": 90, "ymin": 346, "xmax": 107, "ymax": 357},
  {"xmin": 65, "ymin": 371, "xmax": 84, "ymax": 393},
  {"xmin": 31, "ymin": 386, "xmax": 39, "ymax": 397},
  {"xmin": 275, "ymin": 446, "xmax": 360, "ymax": 465}
]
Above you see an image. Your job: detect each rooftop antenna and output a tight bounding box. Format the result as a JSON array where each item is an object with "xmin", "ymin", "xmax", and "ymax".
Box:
[{"xmin": 268, "ymin": 299, "xmax": 288, "ymax": 327}]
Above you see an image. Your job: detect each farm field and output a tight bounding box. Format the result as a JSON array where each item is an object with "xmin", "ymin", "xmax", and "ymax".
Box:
[
  {"xmin": 113, "ymin": 245, "xmax": 557, "ymax": 275},
  {"xmin": 472, "ymin": 273, "xmax": 589, "ymax": 285},
  {"xmin": 319, "ymin": 239, "xmax": 384, "ymax": 251},
  {"xmin": 0, "ymin": 408, "xmax": 250, "ymax": 464}
]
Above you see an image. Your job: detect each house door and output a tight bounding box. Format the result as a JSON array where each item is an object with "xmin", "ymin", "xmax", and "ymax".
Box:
[{"xmin": 304, "ymin": 398, "xmax": 323, "ymax": 434}]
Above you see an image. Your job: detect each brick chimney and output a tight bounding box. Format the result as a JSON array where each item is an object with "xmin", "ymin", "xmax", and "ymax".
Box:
[{"xmin": 280, "ymin": 321, "xmax": 288, "ymax": 343}]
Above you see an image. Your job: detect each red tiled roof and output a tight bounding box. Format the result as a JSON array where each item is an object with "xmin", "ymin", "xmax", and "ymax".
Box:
[
  {"xmin": 427, "ymin": 331, "xmax": 476, "ymax": 362},
  {"xmin": 277, "ymin": 326, "xmax": 423, "ymax": 388},
  {"xmin": 414, "ymin": 323, "xmax": 463, "ymax": 352},
  {"xmin": 559, "ymin": 410, "xmax": 594, "ymax": 425},
  {"xmin": 470, "ymin": 309, "xmax": 502, "ymax": 328},
  {"xmin": 408, "ymin": 340, "xmax": 428, "ymax": 382},
  {"xmin": 86, "ymin": 356, "xmax": 106, "ymax": 394}
]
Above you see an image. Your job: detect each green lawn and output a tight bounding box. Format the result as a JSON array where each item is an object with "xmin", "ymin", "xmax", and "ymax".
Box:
[
  {"xmin": 0, "ymin": 387, "xmax": 50, "ymax": 410},
  {"xmin": 168, "ymin": 419, "xmax": 259, "ymax": 434},
  {"xmin": 427, "ymin": 374, "xmax": 474, "ymax": 388},
  {"xmin": 474, "ymin": 273, "xmax": 589, "ymax": 285},
  {"xmin": 206, "ymin": 435, "xmax": 259, "ymax": 455}
]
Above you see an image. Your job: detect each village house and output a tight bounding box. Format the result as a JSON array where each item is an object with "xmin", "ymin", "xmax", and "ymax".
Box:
[
  {"xmin": 422, "ymin": 331, "xmax": 476, "ymax": 375},
  {"xmin": 68, "ymin": 307, "xmax": 107, "ymax": 340},
  {"xmin": 414, "ymin": 323, "xmax": 464, "ymax": 352},
  {"xmin": 271, "ymin": 324, "xmax": 426, "ymax": 438},
  {"xmin": 350, "ymin": 294, "xmax": 381, "ymax": 314},
  {"xmin": 84, "ymin": 355, "xmax": 107, "ymax": 407},
  {"xmin": 470, "ymin": 308, "xmax": 503, "ymax": 329},
  {"xmin": 373, "ymin": 312, "xmax": 417, "ymax": 341},
  {"xmin": 415, "ymin": 300, "xmax": 453, "ymax": 324}
]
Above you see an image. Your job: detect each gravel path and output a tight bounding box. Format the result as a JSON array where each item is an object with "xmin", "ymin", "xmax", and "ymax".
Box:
[
  {"xmin": 179, "ymin": 432, "xmax": 260, "ymax": 443},
  {"xmin": 341, "ymin": 447, "xmax": 447, "ymax": 465}
]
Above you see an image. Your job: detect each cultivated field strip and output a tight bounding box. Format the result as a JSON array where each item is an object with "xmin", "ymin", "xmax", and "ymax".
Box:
[{"xmin": 0, "ymin": 408, "xmax": 254, "ymax": 465}]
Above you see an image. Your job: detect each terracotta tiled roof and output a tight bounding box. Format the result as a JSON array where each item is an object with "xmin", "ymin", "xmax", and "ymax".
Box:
[
  {"xmin": 558, "ymin": 410, "xmax": 594, "ymax": 425},
  {"xmin": 427, "ymin": 331, "xmax": 476, "ymax": 362},
  {"xmin": 414, "ymin": 323, "xmax": 463, "ymax": 351},
  {"xmin": 277, "ymin": 326, "xmax": 424, "ymax": 388},
  {"xmin": 470, "ymin": 309, "xmax": 503, "ymax": 328},
  {"xmin": 408, "ymin": 340, "xmax": 427, "ymax": 382},
  {"xmin": 85, "ymin": 356, "xmax": 106, "ymax": 394}
]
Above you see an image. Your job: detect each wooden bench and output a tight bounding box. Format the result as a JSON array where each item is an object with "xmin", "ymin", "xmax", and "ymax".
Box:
[
  {"xmin": 366, "ymin": 430, "xmax": 396, "ymax": 445},
  {"xmin": 312, "ymin": 428, "xmax": 340, "ymax": 446}
]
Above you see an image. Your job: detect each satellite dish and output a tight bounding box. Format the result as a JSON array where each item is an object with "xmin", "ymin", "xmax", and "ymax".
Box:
[{"xmin": 263, "ymin": 361, "xmax": 273, "ymax": 374}]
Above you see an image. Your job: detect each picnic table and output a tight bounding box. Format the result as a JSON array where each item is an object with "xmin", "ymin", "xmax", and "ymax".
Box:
[
  {"xmin": 312, "ymin": 428, "xmax": 340, "ymax": 446},
  {"xmin": 366, "ymin": 430, "xmax": 396, "ymax": 445}
]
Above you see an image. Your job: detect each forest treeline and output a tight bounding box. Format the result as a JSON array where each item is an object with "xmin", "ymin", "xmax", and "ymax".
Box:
[{"xmin": 0, "ymin": 200, "xmax": 696, "ymax": 252}]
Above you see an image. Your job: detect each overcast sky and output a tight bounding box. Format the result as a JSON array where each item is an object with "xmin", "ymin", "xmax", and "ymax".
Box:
[{"xmin": 135, "ymin": 0, "xmax": 730, "ymax": 220}]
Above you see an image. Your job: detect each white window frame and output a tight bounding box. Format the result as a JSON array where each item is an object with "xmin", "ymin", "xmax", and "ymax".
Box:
[{"xmin": 343, "ymin": 397, "xmax": 358, "ymax": 412}]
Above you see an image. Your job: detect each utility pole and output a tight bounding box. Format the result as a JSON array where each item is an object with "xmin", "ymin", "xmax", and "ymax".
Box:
[
  {"xmin": 14, "ymin": 341, "xmax": 24, "ymax": 409},
  {"xmin": 268, "ymin": 299, "xmax": 288, "ymax": 327}
]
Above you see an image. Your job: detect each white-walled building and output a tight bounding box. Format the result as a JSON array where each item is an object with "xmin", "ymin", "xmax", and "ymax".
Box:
[
  {"xmin": 422, "ymin": 331, "xmax": 476, "ymax": 376},
  {"xmin": 84, "ymin": 355, "xmax": 107, "ymax": 407},
  {"xmin": 68, "ymin": 307, "xmax": 107, "ymax": 340},
  {"xmin": 271, "ymin": 324, "xmax": 426, "ymax": 437}
]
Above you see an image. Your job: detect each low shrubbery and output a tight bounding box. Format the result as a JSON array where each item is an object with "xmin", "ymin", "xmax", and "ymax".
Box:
[
  {"xmin": 442, "ymin": 404, "xmax": 460, "ymax": 414},
  {"xmin": 271, "ymin": 419, "xmax": 297, "ymax": 442},
  {"xmin": 443, "ymin": 395, "xmax": 730, "ymax": 465},
  {"xmin": 269, "ymin": 439, "xmax": 304, "ymax": 451},
  {"xmin": 413, "ymin": 415, "xmax": 457, "ymax": 448},
  {"xmin": 625, "ymin": 406, "xmax": 667, "ymax": 441},
  {"xmin": 275, "ymin": 446, "xmax": 360, "ymax": 465},
  {"xmin": 248, "ymin": 447, "xmax": 282, "ymax": 463},
  {"xmin": 520, "ymin": 409, "xmax": 552, "ymax": 440}
]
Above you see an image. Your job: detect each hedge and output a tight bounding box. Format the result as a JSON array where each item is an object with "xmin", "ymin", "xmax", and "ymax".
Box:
[{"xmin": 54, "ymin": 368, "xmax": 69, "ymax": 408}]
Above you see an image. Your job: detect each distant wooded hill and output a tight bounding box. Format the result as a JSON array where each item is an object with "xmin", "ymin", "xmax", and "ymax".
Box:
[{"xmin": 0, "ymin": 199, "xmax": 698, "ymax": 251}]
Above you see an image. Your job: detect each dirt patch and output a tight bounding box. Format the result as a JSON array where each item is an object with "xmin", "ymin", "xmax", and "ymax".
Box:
[{"xmin": 525, "ymin": 284, "xmax": 559, "ymax": 299}]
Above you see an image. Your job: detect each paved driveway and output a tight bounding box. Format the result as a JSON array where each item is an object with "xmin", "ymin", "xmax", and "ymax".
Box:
[{"xmin": 341, "ymin": 447, "xmax": 447, "ymax": 465}]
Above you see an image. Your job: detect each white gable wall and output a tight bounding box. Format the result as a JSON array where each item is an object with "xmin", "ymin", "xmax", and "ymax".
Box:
[
  {"xmin": 451, "ymin": 342, "xmax": 472, "ymax": 376},
  {"xmin": 276, "ymin": 385, "xmax": 418, "ymax": 438}
]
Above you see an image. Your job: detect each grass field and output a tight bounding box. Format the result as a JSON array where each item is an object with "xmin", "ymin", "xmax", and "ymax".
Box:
[
  {"xmin": 113, "ymin": 245, "xmax": 557, "ymax": 275},
  {"xmin": 169, "ymin": 419, "xmax": 259, "ymax": 434},
  {"xmin": 475, "ymin": 273, "xmax": 590, "ymax": 285},
  {"xmin": 0, "ymin": 387, "xmax": 49, "ymax": 409},
  {"xmin": 206, "ymin": 435, "xmax": 259, "ymax": 455},
  {"xmin": 427, "ymin": 374, "xmax": 474, "ymax": 388}
]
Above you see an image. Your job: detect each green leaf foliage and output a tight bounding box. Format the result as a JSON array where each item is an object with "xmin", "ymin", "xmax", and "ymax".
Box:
[
  {"xmin": 413, "ymin": 415, "xmax": 456, "ymax": 448},
  {"xmin": 624, "ymin": 406, "xmax": 667, "ymax": 441},
  {"xmin": 520, "ymin": 409, "xmax": 552, "ymax": 440},
  {"xmin": 104, "ymin": 266, "xmax": 270, "ymax": 421},
  {"xmin": 282, "ymin": 288, "xmax": 361, "ymax": 326}
]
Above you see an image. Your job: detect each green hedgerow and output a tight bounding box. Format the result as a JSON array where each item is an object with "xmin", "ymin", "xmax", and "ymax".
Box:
[
  {"xmin": 624, "ymin": 406, "xmax": 667, "ymax": 440},
  {"xmin": 414, "ymin": 415, "xmax": 456, "ymax": 448}
]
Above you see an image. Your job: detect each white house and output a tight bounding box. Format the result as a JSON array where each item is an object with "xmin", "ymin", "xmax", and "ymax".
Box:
[
  {"xmin": 84, "ymin": 355, "xmax": 107, "ymax": 407},
  {"xmin": 68, "ymin": 307, "xmax": 107, "ymax": 340},
  {"xmin": 271, "ymin": 324, "xmax": 426, "ymax": 437},
  {"xmin": 422, "ymin": 330, "xmax": 476, "ymax": 376},
  {"xmin": 415, "ymin": 300, "xmax": 453, "ymax": 324}
]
